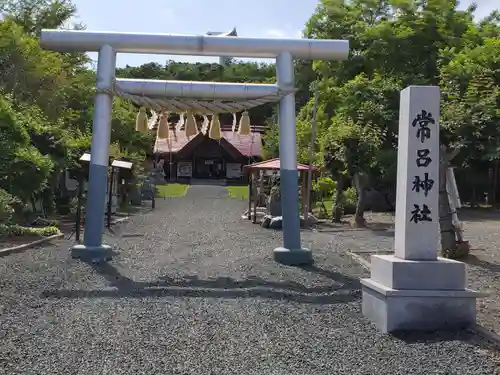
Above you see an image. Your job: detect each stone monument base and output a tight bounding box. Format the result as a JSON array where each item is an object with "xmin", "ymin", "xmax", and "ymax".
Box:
[
  {"xmin": 273, "ymin": 247, "xmax": 312, "ymax": 266},
  {"xmin": 71, "ymin": 244, "xmax": 114, "ymax": 264},
  {"xmin": 361, "ymin": 254, "xmax": 485, "ymax": 333}
]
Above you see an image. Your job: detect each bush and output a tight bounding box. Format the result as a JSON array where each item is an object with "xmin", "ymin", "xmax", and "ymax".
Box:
[
  {"xmin": 0, "ymin": 189, "xmax": 16, "ymax": 223},
  {"xmin": 343, "ymin": 187, "xmax": 357, "ymax": 215},
  {"xmin": 313, "ymin": 177, "xmax": 336, "ymax": 198},
  {"xmin": 0, "ymin": 224, "xmax": 60, "ymax": 238}
]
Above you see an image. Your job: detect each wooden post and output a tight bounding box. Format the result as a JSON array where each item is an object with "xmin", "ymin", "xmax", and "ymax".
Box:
[
  {"xmin": 259, "ymin": 170, "xmax": 264, "ymax": 206},
  {"xmin": 248, "ymin": 172, "xmax": 252, "ymax": 220},
  {"xmin": 252, "ymin": 172, "xmax": 258, "ymax": 224},
  {"xmin": 301, "ymin": 172, "xmax": 307, "ymax": 216}
]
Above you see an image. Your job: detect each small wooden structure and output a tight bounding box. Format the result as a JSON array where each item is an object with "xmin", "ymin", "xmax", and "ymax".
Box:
[
  {"xmin": 76, "ymin": 153, "xmax": 134, "ymax": 241},
  {"xmin": 243, "ymin": 158, "xmax": 320, "ymax": 223}
]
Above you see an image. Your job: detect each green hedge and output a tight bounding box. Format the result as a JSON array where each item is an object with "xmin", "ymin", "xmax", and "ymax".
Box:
[{"xmin": 0, "ymin": 224, "xmax": 60, "ymax": 238}]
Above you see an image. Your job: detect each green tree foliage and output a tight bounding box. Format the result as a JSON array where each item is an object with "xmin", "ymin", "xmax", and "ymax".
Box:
[
  {"xmin": 264, "ymin": 0, "xmax": 500, "ymax": 224},
  {"xmin": 0, "ymin": 0, "xmax": 281, "ymax": 222},
  {"xmin": 0, "ymin": 0, "xmax": 151, "ymax": 220}
]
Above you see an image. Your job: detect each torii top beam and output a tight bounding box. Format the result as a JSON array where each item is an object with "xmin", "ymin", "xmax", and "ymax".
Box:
[{"xmin": 40, "ymin": 30, "xmax": 349, "ymax": 61}]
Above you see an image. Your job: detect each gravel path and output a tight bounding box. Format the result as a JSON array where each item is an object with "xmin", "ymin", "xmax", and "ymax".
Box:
[{"xmin": 1, "ymin": 187, "xmax": 499, "ymax": 374}]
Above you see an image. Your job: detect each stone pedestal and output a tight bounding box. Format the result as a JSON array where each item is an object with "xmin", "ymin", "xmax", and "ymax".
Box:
[
  {"xmin": 273, "ymin": 247, "xmax": 312, "ymax": 266},
  {"xmin": 361, "ymin": 255, "xmax": 484, "ymax": 333},
  {"xmin": 71, "ymin": 244, "xmax": 114, "ymax": 264},
  {"xmin": 362, "ymin": 86, "xmax": 484, "ymax": 333}
]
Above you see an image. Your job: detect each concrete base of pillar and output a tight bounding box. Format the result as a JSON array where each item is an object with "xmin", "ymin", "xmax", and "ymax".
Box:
[
  {"xmin": 361, "ymin": 255, "xmax": 485, "ymax": 333},
  {"xmin": 71, "ymin": 244, "xmax": 114, "ymax": 264},
  {"xmin": 273, "ymin": 247, "xmax": 312, "ymax": 266}
]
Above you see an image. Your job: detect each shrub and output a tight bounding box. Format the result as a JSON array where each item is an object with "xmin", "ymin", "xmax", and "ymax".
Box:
[
  {"xmin": 0, "ymin": 224, "xmax": 60, "ymax": 238},
  {"xmin": 0, "ymin": 189, "xmax": 16, "ymax": 223},
  {"xmin": 313, "ymin": 177, "xmax": 336, "ymax": 199},
  {"xmin": 343, "ymin": 187, "xmax": 357, "ymax": 215}
]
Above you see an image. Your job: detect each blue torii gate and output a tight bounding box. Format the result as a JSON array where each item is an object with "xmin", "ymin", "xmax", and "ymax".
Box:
[{"xmin": 40, "ymin": 29, "xmax": 349, "ymax": 265}]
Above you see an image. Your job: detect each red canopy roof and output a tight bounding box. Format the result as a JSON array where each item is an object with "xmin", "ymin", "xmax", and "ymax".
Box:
[{"xmin": 244, "ymin": 158, "xmax": 319, "ymax": 171}]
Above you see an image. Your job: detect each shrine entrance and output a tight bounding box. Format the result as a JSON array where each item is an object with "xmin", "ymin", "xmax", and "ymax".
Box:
[{"xmin": 194, "ymin": 158, "xmax": 224, "ymax": 179}]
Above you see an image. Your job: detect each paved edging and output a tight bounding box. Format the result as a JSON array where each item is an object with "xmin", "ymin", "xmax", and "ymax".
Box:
[
  {"xmin": 0, "ymin": 233, "xmax": 64, "ymax": 257},
  {"xmin": 112, "ymin": 216, "xmax": 130, "ymax": 225},
  {"xmin": 346, "ymin": 249, "xmax": 500, "ymax": 346}
]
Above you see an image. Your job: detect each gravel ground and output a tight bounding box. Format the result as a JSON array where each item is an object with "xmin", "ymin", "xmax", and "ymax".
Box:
[{"xmin": 1, "ymin": 186, "xmax": 500, "ymax": 374}]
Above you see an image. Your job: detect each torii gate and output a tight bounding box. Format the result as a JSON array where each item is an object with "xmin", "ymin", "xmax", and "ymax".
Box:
[{"xmin": 40, "ymin": 29, "xmax": 349, "ymax": 265}]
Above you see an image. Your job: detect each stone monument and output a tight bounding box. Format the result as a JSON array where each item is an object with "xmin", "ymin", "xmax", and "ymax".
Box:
[{"xmin": 361, "ymin": 86, "xmax": 484, "ymax": 333}]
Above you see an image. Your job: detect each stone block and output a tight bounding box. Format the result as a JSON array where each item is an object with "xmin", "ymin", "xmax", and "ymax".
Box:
[
  {"xmin": 261, "ymin": 215, "xmax": 271, "ymax": 228},
  {"xmin": 370, "ymin": 254, "xmax": 466, "ymax": 290},
  {"xmin": 361, "ymin": 278, "xmax": 483, "ymax": 333},
  {"xmin": 71, "ymin": 244, "xmax": 114, "ymax": 263},
  {"xmin": 269, "ymin": 216, "xmax": 283, "ymax": 229}
]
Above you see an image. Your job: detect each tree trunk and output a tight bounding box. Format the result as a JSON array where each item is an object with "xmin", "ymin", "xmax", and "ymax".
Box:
[
  {"xmin": 332, "ymin": 176, "xmax": 344, "ymax": 223},
  {"xmin": 353, "ymin": 172, "xmax": 367, "ymax": 227},
  {"xmin": 492, "ymin": 159, "xmax": 498, "ymax": 207}
]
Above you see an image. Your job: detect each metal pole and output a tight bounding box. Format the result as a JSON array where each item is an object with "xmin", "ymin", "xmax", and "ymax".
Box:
[
  {"xmin": 75, "ymin": 173, "xmax": 84, "ymax": 243},
  {"xmin": 273, "ymin": 52, "xmax": 312, "ymax": 265},
  {"xmin": 304, "ymin": 83, "xmax": 319, "ymax": 225},
  {"xmin": 71, "ymin": 44, "xmax": 116, "ymax": 262}
]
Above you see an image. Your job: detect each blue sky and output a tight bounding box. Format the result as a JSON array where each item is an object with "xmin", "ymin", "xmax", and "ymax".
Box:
[{"xmin": 70, "ymin": 0, "xmax": 498, "ymax": 68}]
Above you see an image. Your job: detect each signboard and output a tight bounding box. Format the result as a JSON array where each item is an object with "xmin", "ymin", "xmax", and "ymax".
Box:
[
  {"xmin": 226, "ymin": 163, "xmax": 242, "ymax": 178},
  {"xmin": 177, "ymin": 162, "xmax": 192, "ymax": 177}
]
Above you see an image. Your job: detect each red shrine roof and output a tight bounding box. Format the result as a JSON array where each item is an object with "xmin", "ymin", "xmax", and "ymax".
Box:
[
  {"xmin": 244, "ymin": 158, "xmax": 319, "ymax": 171},
  {"xmin": 154, "ymin": 130, "xmax": 262, "ymax": 157}
]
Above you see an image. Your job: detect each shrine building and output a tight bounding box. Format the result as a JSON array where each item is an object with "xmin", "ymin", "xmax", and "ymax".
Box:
[{"xmin": 153, "ymin": 121, "xmax": 265, "ymax": 182}]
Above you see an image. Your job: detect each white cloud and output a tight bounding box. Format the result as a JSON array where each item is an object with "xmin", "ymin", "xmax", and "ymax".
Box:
[
  {"xmin": 263, "ymin": 29, "xmax": 304, "ymax": 39},
  {"xmin": 264, "ymin": 29, "xmax": 286, "ymax": 38}
]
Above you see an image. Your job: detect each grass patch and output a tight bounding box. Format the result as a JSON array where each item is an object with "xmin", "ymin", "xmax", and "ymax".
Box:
[
  {"xmin": 312, "ymin": 197, "xmax": 334, "ymax": 218},
  {"xmin": 227, "ymin": 185, "xmax": 249, "ymax": 199},
  {"xmin": 156, "ymin": 184, "xmax": 189, "ymax": 198}
]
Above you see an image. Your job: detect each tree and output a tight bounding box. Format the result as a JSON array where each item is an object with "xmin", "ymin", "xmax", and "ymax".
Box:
[
  {"xmin": 0, "ymin": 0, "xmax": 77, "ymax": 35},
  {"xmin": 286, "ymin": 0, "xmax": 500, "ymax": 254}
]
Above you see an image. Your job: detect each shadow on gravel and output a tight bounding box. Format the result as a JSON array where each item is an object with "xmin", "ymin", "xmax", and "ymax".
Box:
[
  {"xmin": 369, "ymin": 229, "xmax": 395, "ymax": 238},
  {"xmin": 41, "ymin": 261, "xmax": 361, "ymax": 305},
  {"xmin": 465, "ymin": 255, "xmax": 500, "ymax": 273},
  {"xmin": 391, "ymin": 329, "xmax": 500, "ymax": 351},
  {"xmin": 299, "ymin": 264, "xmax": 361, "ymax": 290},
  {"xmin": 459, "ymin": 207, "xmax": 500, "ymax": 223}
]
